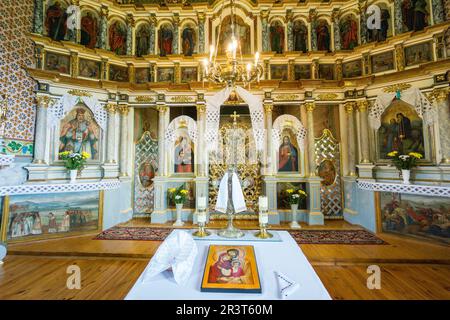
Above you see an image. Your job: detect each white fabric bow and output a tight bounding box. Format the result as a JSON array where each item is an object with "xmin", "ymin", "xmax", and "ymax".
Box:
[{"xmin": 141, "ymin": 231, "xmax": 198, "ymax": 286}]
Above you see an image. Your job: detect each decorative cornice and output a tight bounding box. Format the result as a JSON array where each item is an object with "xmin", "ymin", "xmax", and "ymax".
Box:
[
  {"xmin": 196, "ymin": 103, "xmax": 206, "ymax": 114},
  {"xmin": 383, "ymin": 83, "xmax": 411, "ymax": 93},
  {"xmin": 274, "ymin": 94, "xmax": 299, "ymax": 101},
  {"xmin": 157, "ymin": 105, "xmax": 168, "ymax": 113},
  {"xmin": 67, "ymin": 89, "xmax": 92, "ymax": 97},
  {"xmin": 135, "ymin": 95, "xmax": 155, "ymax": 103},
  {"xmin": 428, "ymin": 87, "xmax": 449, "ymax": 103},
  {"xmin": 316, "ymin": 93, "xmax": 338, "ymax": 101},
  {"xmin": 263, "ymin": 103, "xmax": 273, "ymax": 113},
  {"xmin": 171, "ymin": 96, "xmax": 194, "ymax": 103}
]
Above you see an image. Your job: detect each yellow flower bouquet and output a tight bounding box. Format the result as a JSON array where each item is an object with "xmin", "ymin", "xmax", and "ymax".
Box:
[
  {"xmin": 387, "ymin": 150, "xmax": 422, "ymax": 170},
  {"xmin": 58, "ymin": 151, "xmax": 90, "ymax": 171},
  {"xmin": 285, "ymin": 188, "xmax": 308, "ymax": 205},
  {"xmin": 168, "ymin": 185, "xmax": 189, "ymax": 204}
]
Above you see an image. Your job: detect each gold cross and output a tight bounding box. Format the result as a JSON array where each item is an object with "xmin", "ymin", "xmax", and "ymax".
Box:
[{"xmin": 230, "ymin": 111, "xmax": 240, "ymax": 124}]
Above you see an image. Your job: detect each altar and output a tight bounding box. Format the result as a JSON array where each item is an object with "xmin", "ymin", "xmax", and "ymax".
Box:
[{"xmin": 125, "ymin": 230, "xmax": 331, "ymax": 300}]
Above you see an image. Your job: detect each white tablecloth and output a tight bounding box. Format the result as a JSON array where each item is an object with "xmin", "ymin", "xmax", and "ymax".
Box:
[{"xmin": 125, "ymin": 230, "xmax": 331, "ymax": 300}]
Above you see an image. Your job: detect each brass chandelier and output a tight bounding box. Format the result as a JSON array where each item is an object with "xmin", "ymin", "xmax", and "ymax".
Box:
[{"xmin": 202, "ymin": 0, "xmax": 263, "ymax": 88}]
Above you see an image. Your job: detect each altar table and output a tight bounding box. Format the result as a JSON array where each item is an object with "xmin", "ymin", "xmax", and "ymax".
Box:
[{"xmin": 125, "ymin": 230, "xmax": 331, "ymax": 300}]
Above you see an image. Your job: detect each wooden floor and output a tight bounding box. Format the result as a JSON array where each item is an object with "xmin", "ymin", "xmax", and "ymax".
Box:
[{"xmin": 1, "ymin": 219, "xmax": 449, "ymax": 300}]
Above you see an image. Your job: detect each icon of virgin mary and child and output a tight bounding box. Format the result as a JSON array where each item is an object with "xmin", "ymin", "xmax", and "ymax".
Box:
[{"xmin": 208, "ymin": 249, "xmax": 245, "ymax": 284}]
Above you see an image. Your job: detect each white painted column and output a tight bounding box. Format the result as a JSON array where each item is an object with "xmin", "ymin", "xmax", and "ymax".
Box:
[
  {"xmin": 104, "ymin": 103, "xmax": 117, "ymax": 164},
  {"xmin": 345, "ymin": 101, "xmax": 357, "ymax": 176},
  {"xmin": 33, "ymin": 95, "xmax": 52, "ymax": 164},
  {"xmin": 264, "ymin": 102, "xmax": 273, "ymax": 175},
  {"xmin": 157, "ymin": 105, "xmax": 167, "ymax": 176},
  {"xmin": 357, "ymin": 99, "xmax": 371, "ymax": 164},
  {"xmin": 435, "ymin": 89, "xmax": 450, "ymax": 164},
  {"xmin": 196, "ymin": 102, "xmax": 206, "ymax": 176},
  {"xmin": 118, "ymin": 104, "xmax": 129, "ymax": 176},
  {"xmin": 305, "ymin": 101, "xmax": 316, "ymax": 176}
]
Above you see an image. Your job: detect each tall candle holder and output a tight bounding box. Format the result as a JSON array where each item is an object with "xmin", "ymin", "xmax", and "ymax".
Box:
[
  {"xmin": 254, "ymin": 209, "xmax": 273, "ymax": 239},
  {"xmin": 193, "ymin": 208, "xmax": 210, "ymax": 237}
]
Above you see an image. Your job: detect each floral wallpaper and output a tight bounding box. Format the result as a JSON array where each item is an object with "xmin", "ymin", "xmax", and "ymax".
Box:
[{"xmin": 0, "ymin": 0, "xmax": 36, "ymax": 156}]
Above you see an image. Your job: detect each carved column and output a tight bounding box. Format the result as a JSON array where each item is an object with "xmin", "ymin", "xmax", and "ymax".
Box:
[
  {"xmin": 35, "ymin": 45, "xmax": 44, "ymax": 69},
  {"xmin": 104, "ymin": 103, "xmax": 117, "ymax": 164},
  {"xmin": 311, "ymin": 59, "xmax": 319, "ymax": 79},
  {"xmin": 305, "ymin": 102, "xmax": 316, "ymax": 176},
  {"xmin": 286, "ymin": 10, "xmax": 294, "ymax": 52},
  {"xmin": 395, "ymin": 44, "xmax": 405, "ymax": 71},
  {"xmin": 358, "ymin": 3, "xmax": 367, "ymax": 44},
  {"xmin": 394, "ymin": 0, "xmax": 403, "ymax": 34},
  {"xmin": 345, "ymin": 101, "xmax": 357, "ymax": 176},
  {"xmin": 174, "ymin": 62, "xmax": 181, "ymax": 84},
  {"xmin": 33, "ymin": 0, "xmax": 44, "ymax": 34},
  {"xmin": 99, "ymin": 6, "xmax": 108, "ymax": 50},
  {"xmin": 435, "ymin": 88, "xmax": 450, "ymax": 164},
  {"xmin": 261, "ymin": 10, "xmax": 270, "ymax": 52},
  {"xmin": 264, "ymin": 102, "xmax": 274, "ymax": 175},
  {"xmin": 33, "ymin": 96, "xmax": 52, "ymax": 164},
  {"xmin": 118, "ymin": 105, "xmax": 129, "ymax": 176},
  {"xmin": 357, "ymin": 100, "xmax": 371, "ymax": 164},
  {"xmin": 149, "ymin": 14, "xmax": 157, "ymax": 55},
  {"xmin": 431, "ymin": 0, "xmax": 445, "ymax": 25},
  {"xmin": 70, "ymin": 52, "xmax": 78, "ymax": 77},
  {"xmin": 101, "ymin": 58, "xmax": 108, "ymax": 81},
  {"xmin": 197, "ymin": 12, "xmax": 206, "ymax": 53},
  {"xmin": 362, "ymin": 52, "xmax": 371, "ymax": 75},
  {"xmin": 332, "ymin": 9, "xmax": 341, "ymax": 50},
  {"xmin": 126, "ymin": 14, "xmax": 134, "ymax": 56},
  {"xmin": 128, "ymin": 63, "xmax": 135, "ymax": 84},
  {"xmin": 172, "ymin": 15, "xmax": 180, "ymax": 54},
  {"xmin": 309, "ymin": 9, "xmax": 318, "ymax": 51},
  {"xmin": 157, "ymin": 105, "xmax": 168, "ymax": 176},
  {"xmin": 67, "ymin": 0, "xmax": 81, "ymax": 43},
  {"xmin": 196, "ymin": 102, "xmax": 206, "ymax": 176},
  {"xmin": 336, "ymin": 59, "xmax": 343, "ymax": 81}
]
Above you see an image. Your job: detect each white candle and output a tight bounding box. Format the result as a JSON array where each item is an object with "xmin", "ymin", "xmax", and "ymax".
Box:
[
  {"xmin": 259, "ymin": 212, "xmax": 269, "ymax": 224},
  {"xmin": 198, "ymin": 196, "xmax": 207, "ymax": 210},
  {"xmin": 209, "ymin": 45, "xmax": 214, "ymax": 61},
  {"xmin": 198, "ymin": 212, "xmax": 207, "ymax": 223},
  {"xmin": 254, "ymin": 51, "xmax": 259, "ymax": 66},
  {"xmin": 259, "ymin": 196, "xmax": 268, "ymax": 211}
]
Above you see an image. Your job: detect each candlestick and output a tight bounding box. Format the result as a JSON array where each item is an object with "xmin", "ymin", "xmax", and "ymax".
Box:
[
  {"xmin": 193, "ymin": 209, "xmax": 210, "ymax": 237},
  {"xmin": 255, "ymin": 210, "xmax": 273, "ymax": 239},
  {"xmin": 258, "ymin": 196, "xmax": 268, "ymax": 211},
  {"xmin": 198, "ymin": 196, "xmax": 207, "ymax": 210}
]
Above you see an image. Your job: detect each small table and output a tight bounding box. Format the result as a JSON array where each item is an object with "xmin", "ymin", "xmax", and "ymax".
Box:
[{"xmin": 125, "ymin": 230, "xmax": 331, "ymax": 300}]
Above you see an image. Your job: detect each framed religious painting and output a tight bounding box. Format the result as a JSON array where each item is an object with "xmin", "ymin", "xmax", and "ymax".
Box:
[
  {"xmin": 294, "ymin": 64, "xmax": 311, "ymax": 80},
  {"xmin": 277, "ymin": 128, "xmax": 300, "ymax": 173},
  {"xmin": 157, "ymin": 67, "xmax": 174, "ymax": 83},
  {"xmin": 45, "ymin": 52, "xmax": 70, "ymax": 75},
  {"xmin": 318, "ymin": 64, "xmax": 334, "ymax": 80},
  {"xmin": 57, "ymin": 104, "xmax": 102, "ymax": 162},
  {"xmin": 371, "ymin": 51, "xmax": 395, "ymax": 73},
  {"xmin": 173, "ymin": 132, "xmax": 195, "ymax": 174},
  {"xmin": 404, "ymin": 42, "xmax": 433, "ymax": 67},
  {"xmin": 201, "ymin": 245, "xmax": 261, "ymax": 293},
  {"xmin": 342, "ymin": 60, "xmax": 362, "ymax": 78},
  {"xmin": 135, "ymin": 68, "xmax": 150, "ymax": 84},
  {"xmin": 79, "ymin": 59, "xmax": 101, "ymax": 79},
  {"xmin": 181, "ymin": 67, "xmax": 198, "ymax": 83},
  {"xmin": 270, "ymin": 65, "xmax": 288, "ymax": 80},
  {"xmin": 109, "ymin": 64, "xmax": 129, "ymax": 82},
  {"xmin": 1, "ymin": 191, "xmax": 103, "ymax": 243}
]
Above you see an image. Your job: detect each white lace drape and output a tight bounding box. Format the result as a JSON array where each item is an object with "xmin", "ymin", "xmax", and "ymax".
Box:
[
  {"xmin": 272, "ymin": 114, "xmax": 307, "ymax": 152},
  {"xmin": 205, "ymin": 86, "xmax": 265, "ymax": 152},
  {"xmin": 368, "ymin": 88, "xmax": 436, "ymax": 129},
  {"xmin": 48, "ymin": 93, "xmax": 107, "ymax": 130},
  {"xmin": 165, "ymin": 115, "xmax": 198, "ymax": 147}
]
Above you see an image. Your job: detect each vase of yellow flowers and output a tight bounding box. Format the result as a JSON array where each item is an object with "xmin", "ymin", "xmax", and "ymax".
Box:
[
  {"xmin": 387, "ymin": 151, "xmax": 422, "ymax": 184},
  {"xmin": 168, "ymin": 185, "xmax": 189, "ymax": 226},
  {"xmin": 285, "ymin": 188, "xmax": 308, "ymax": 229},
  {"xmin": 59, "ymin": 151, "xmax": 90, "ymax": 183}
]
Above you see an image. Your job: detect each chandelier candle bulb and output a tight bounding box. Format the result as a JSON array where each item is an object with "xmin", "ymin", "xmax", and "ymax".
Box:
[{"xmin": 209, "ymin": 45, "xmax": 214, "ymax": 61}]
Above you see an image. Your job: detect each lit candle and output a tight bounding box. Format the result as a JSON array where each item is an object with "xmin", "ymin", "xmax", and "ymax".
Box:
[
  {"xmin": 202, "ymin": 58, "xmax": 208, "ymax": 74},
  {"xmin": 246, "ymin": 63, "xmax": 251, "ymax": 78},
  {"xmin": 254, "ymin": 51, "xmax": 259, "ymax": 66},
  {"xmin": 232, "ymin": 38, "xmax": 237, "ymax": 59},
  {"xmin": 259, "ymin": 212, "xmax": 269, "ymax": 224},
  {"xmin": 259, "ymin": 196, "xmax": 268, "ymax": 211},
  {"xmin": 198, "ymin": 196, "xmax": 207, "ymax": 210}
]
